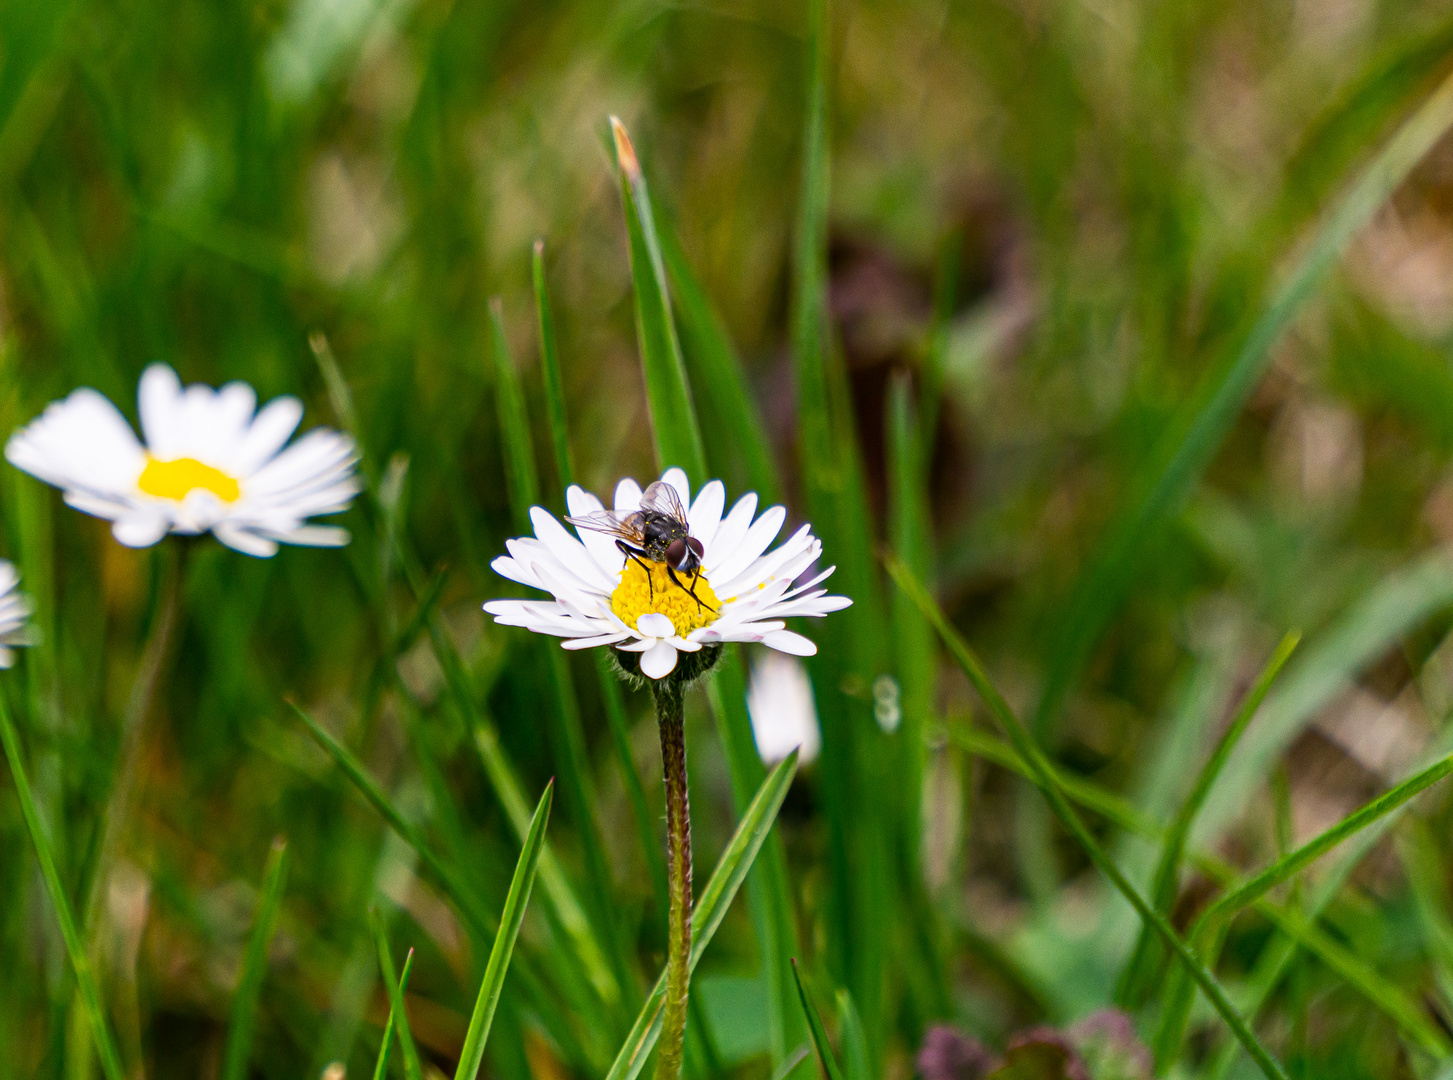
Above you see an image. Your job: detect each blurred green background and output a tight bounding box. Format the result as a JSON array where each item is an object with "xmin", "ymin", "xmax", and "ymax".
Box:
[{"xmin": 9, "ymin": 0, "xmax": 1453, "ymax": 1076}]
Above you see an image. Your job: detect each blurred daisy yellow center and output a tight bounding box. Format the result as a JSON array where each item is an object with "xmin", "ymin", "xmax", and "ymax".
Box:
[
  {"xmin": 611, "ymin": 559, "xmax": 719, "ymax": 637},
  {"xmin": 137, "ymin": 457, "xmax": 241, "ymax": 503}
]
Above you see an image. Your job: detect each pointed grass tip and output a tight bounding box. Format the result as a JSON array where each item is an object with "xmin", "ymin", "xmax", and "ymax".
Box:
[{"xmin": 610, "ymin": 116, "xmax": 641, "ymax": 180}]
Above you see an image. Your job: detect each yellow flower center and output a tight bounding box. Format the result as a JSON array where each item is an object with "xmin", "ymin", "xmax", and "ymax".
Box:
[
  {"xmin": 611, "ymin": 558, "xmax": 721, "ymax": 637},
  {"xmin": 137, "ymin": 457, "xmax": 241, "ymax": 503}
]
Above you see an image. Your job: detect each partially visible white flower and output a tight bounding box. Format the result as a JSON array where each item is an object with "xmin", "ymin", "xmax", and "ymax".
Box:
[
  {"xmin": 747, "ymin": 650, "xmax": 820, "ymax": 765},
  {"xmin": 6, "ymin": 364, "xmax": 360, "ymax": 557},
  {"xmin": 484, "ymin": 467, "xmax": 852, "ymax": 681},
  {"xmin": 0, "ymin": 561, "xmax": 34, "ymax": 668}
]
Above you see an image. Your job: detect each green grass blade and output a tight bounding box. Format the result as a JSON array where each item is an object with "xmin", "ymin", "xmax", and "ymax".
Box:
[
  {"xmin": 937, "ymin": 714, "xmax": 1448, "ymax": 1053},
  {"xmin": 291, "ymin": 700, "xmax": 498, "ymax": 935},
  {"xmin": 1206, "ymin": 752, "xmax": 1453, "ymax": 927},
  {"xmin": 609, "ymin": 116, "xmax": 707, "ymax": 484},
  {"xmin": 489, "ymin": 296, "xmax": 629, "ymax": 1009},
  {"xmin": 1119, "ymin": 631, "xmax": 1300, "ymax": 1004},
  {"xmin": 532, "ymin": 240, "xmax": 576, "ymax": 495},
  {"xmin": 371, "ymin": 914, "xmax": 424, "ymax": 1080},
  {"xmin": 0, "ymin": 693, "xmax": 126, "ymax": 1080},
  {"xmin": 490, "ymin": 297, "xmax": 542, "ymax": 521},
  {"xmin": 791, "ymin": 0, "xmax": 890, "ymax": 1052},
  {"xmin": 532, "ymin": 242, "xmax": 671, "ymax": 931},
  {"xmin": 790, "ymin": 961, "xmax": 845, "ymax": 1080},
  {"xmin": 370, "ymin": 949, "xmax": 415, "ymax": 1080},
  {"xmin": 1030, "ymin": 63, "xmax": 1453, "ymax": 745},
  {"xmin": 606, "ymin": 750, "xmax": 800, "ymax": 1080},
  {"xmin": 658, "ymin": 219, "xmax": 782, "ymax": 504},
  {"xmin": 455, "ymin": 781, "xmax": 553, "ymax": 1080},
  {"xmin": 221, "ymin": 837, "xmax": 291, "ymax": 1080},
  {"xmin": 833, "ymin": 990, "xmax": 869, "ymax": 1080},
  {"xmin": 886, "ymin": 556, "xmax": 1288, "ymax": 1080}
]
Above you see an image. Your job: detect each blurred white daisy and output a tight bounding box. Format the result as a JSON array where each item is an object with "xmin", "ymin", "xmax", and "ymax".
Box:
[
  {"xmin": 747, "ymin": 650, "xmax": 820, "ymax": 765},
  {"xmin": 485, "ymin": 467, "xmax": 851, "ymax": 680},
  {"xmin": 0, "ymin": 562, "xmax": 33, "ymax": 668},
  {"xmin": 6, "ymin": 364, "xmax": 360, "ymax": 557}
]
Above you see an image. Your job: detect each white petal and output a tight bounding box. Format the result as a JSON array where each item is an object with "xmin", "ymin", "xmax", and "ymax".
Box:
[
  {"xmin": 640, "ymin": 639, "xmax": 680, "ymax": 679},
  {"xmin": 230, "ymin": 396, "xmax": 304, "ymax": 475},
  {"xmin": 703, "ymin": 492, "xmax": 758, "ymax": 573},
  {"xmin": 708, "ymin": 505, "xmax": 787, "ymax": 586},
  {"xmin": 112, "ymin": 514, "xmax": 171, "ymax": 548},
  {"xmin": 561, "ymin": 632, "xmax": 630, "ymax": 650},
  {"xmin": 661, "ymin": 467, "xmax": 691, "ymax": 507},
  {"xmin": 138, "ymin": 364, "xmax": 185, "ymax": 458},
  {"xmin": 0, "ymin": 646, "xmax": 14, "ymax": 669},
  {"xmin": 7, "ymin": 389, "xmax": 147, "ymax": 495},
  {"xmin": 688, "ymin": 480, "xmax": 725, "ymax": 550},
  {"xmin": 636, "ymin": 612, "xmax": 676, "ymax": 638},
  {"xmin": 530, "ymin": 507, "xmax": 616, "ymax": 591},
  {"xmin": 270, "ymin": 525, "xmax": 349, "ymax": 547},
  {"xmin": 213, "ymin": 522, "xmax": 280, "ymax": 557},
  {"xmin": 567, "ymin": 486, "xmax": 625, "ymax": 576},
  {"xmin": 614, "ymin": 477, "xmax": 643, "ymax": 512},
  {"xmin": 747, "ymin": 652, "xmax": 820, "ymax": 765},
  {"xmin": 762, "ymin": 629, "xmax": 817, "ymax": 656},
  {"xmin": 616, "ymin": 636, "xmax": 656, "ymax": 652}
]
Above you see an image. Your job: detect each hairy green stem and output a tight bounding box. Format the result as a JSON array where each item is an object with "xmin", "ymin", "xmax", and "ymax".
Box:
[{"xmin": 653, "ymin": 679, "xmax": 692, "ymax": 1080}]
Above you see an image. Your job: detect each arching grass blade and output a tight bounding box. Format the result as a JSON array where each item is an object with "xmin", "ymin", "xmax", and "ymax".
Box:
[
  {"xmin": 606, "ymin": 750, "xmax": 799, "ymax": 1080},
  {"xmin": 885, "ymin": 555, "xmax": 1288, "ymax": 1080},
  {"xmin": 0, "ymin": 693, "xmax": 125, "ymax": 1080},
  {"xmin": 371, "ymin": 949, "xmax": 415, "ymax": 1080},
  {"xmin": 1119, "ymin": 631, "xmax": 1300, "ymax": 1005},
  {"xmin": 221, "ymin": 837, "xmax": 291, "ymax": 1080},
  {"xmin": 610, "ymin": 115, "xmax": 707, "ymax": 484},
  {"xmin": 790, "ymin": 961, "xmax": 845, "ymax": 1080},
  {"xmin": 456, "ymin": 781, "xmax": 553, "ymax": 1080},
  {"xmin": 371, "ymin": 914, "xmax": 423, "ymax": 1080}
]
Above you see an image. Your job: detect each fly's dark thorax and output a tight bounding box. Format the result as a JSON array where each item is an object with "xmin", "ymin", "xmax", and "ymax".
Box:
[{"xmin": 640, "ymin": 512, "xmax": 688, "ymax": 561}]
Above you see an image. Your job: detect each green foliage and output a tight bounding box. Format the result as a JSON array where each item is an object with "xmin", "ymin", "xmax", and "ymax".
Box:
[{"xmin": 5, "ymin": 0, "xmax": 1453, "ymax": 1076}]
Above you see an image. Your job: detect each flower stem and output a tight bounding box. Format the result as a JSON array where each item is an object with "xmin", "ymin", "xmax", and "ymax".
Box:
[{"xmin": 652, "ymin": 678, "xmax": 692, "ymax": 1080}]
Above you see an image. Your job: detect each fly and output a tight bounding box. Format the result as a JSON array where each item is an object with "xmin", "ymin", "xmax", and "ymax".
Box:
[{"xmin": 567, "ymin": 481, "xmax": 717, "ymax": 613}]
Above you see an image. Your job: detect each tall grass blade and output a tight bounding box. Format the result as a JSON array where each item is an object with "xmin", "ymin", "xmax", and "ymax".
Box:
[
  {"xmin": 1119, "ymin": 631, "xmax": 1300, "ymax": 1005},
  {"xmin": 610, "ymin": 117, "xmax": 808, "ymax": 1072},
  {"xmin": 658, "ymin": 221, "xmax": 782, "ymax": 504},
  {"xmin": 606, "ymin": 750, "xmax": 800, "ymax": 1080},
  {"xmin": 1030, "ymin": 64, "xmax": 1453, "ymax": 749},
  {"xmin": 370, "ymin": 950, "xmax": 415, "ymax": 1080},
  {"xmin": 791, "ymin": 0, "xmax": 889, "ymax": 1053},
  {"xmin": 790, "ymin": 961, "xmax": 845, "ymax": 1080},
  {"xmin": 610, "ymin": 116, "xmax": 707, "ymax": 484},
  {"xmin": 834, "ymin": 990, "xmax": 869, "ymax": 1080},
  {"xmin": 886, "ymin": 556, "xmax": 1288, "ymax": 1080},
  {"xmin": 455, "ymin": 781, "xmax": 553, "ymax": 1080},
  {"xmin": 221, "ymin": 837, "xmax": 291, "ymax": 1080},
  {"xmin": 371, "ymin": 916, "xmax": 424, "ymax": 1080},
  {"xmin": 532, "ymin": 240, "xmax": 576, "ymax": 496},
  {"xmin": 530, "ymin": 245, "xmax": 672, "ymax": 926},
  {"xmin": 489, "ymin": 297, "xmax": 628, "ymax": 1009},
  {"xmin": 0, "ymin": 694, "xmax": 125, "ymax": 1080}
]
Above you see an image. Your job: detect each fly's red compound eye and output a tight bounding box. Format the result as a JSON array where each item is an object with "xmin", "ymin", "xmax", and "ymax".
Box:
[
  {"xmin": 686, "ymin": 537, "xmax": 704, "ymax": 558},
  {"xmin": 666, "ymin": 538, "xmax": 688, "ymax": 568}
]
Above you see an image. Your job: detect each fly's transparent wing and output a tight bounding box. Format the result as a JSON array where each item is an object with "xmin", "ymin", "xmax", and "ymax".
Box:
[
  {"xmin": 565, "ymin": 508, "xmax": 647, "ymax": 544},
  {"xmin": 640, "ymin": 480, "xmax": 688, "ymax": 524}
]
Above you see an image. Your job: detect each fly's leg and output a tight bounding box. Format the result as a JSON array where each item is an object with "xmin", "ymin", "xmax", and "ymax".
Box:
[
  {"xmin": 617, "ymin": 540, "xmax": 656, "ymax": 601},
  {"xmin": 668, "ymin": 564, "xmax": 718, "ymax": 614}
]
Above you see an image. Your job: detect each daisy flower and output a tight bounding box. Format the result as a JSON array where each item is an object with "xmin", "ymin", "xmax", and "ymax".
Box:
[
  {"xmin": 6, "ymin": 364, "xmax": 360, "ymax": 557},
  {"xmin": 484, "ymin": 467, "xmax": 851, "ymax": 681},
  {"xmin": 0, "ymin": 562, "xmax": 32, "ymax": 668}
]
